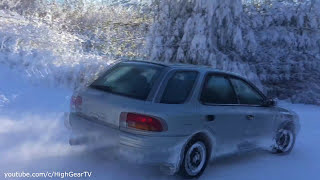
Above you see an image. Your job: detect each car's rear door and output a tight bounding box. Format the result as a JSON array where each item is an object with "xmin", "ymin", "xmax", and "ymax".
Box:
[
  {"xmin": 197, "ymin": 73, "xmax": 248, "ymax": 155},
  {"xmin": 228, "ymin": 77, "xmax": 277, "ymax": 149}
]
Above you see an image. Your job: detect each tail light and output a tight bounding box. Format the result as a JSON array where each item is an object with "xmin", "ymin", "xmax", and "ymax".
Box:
[
  {"xmin": 120, "ymin": 113, "xmax": 167, "ymax": 132},
  {"xmin": 70, "ymin": 95, "xmax": 82, "ymax": 110}
]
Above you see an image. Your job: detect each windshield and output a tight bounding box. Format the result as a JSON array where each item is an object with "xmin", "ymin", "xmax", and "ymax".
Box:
[{"xmin": 90, "ymin": 62, "xmax": 164, "ymax": 100}]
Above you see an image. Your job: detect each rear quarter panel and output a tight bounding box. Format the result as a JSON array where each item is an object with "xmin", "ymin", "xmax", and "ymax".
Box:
[{"xmin": 124, "ymin": 102, "xmax": 205, "ymax": 137}]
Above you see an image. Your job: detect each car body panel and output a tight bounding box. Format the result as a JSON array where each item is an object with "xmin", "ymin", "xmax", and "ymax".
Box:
[
  {"xmin": 196, "ymin": 105, "xmax": 248, "ymax": 155},
  {"xmin": 239, "ymin": 106, "xmax": 278, "ymax": 149}
]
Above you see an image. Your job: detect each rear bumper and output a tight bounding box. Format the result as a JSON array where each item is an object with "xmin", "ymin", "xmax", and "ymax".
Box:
[{"xmin": 65, "ymin": 113, "xmax": 187, "ymax": 173}]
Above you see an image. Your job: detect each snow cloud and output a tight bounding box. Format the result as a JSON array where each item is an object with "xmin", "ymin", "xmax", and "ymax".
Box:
[{"xmin": 0, "ymin": 94, "xmax": 9, "ymax": 108}]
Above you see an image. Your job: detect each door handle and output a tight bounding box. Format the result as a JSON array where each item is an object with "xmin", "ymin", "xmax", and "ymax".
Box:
[
  {"xmin": 206, "ymin": 115, "xmax": 215, "ymax": 122},
  {"xmin": 246, "ymin": 115, "xmax": 254, "ymax": 120}
]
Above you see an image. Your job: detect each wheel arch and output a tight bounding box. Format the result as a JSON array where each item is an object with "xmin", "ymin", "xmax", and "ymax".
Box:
[
  {"xmin": 177, "ymin": 130, "xmax": 216, "ymax": 171},
  {"xmin": 278, "ymin": 120, "xmax": 296, "ymax": 133}
]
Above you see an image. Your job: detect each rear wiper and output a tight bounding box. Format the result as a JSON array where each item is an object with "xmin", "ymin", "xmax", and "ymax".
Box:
[{"xmin": 90, "ymin": 85, "xmax": 113, "ymax": 92}]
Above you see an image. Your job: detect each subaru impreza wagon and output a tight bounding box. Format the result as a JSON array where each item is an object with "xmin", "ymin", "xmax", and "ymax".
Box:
[{"xmin": 66, "ymin": 60, "xmax": 300, "ymax": 178}]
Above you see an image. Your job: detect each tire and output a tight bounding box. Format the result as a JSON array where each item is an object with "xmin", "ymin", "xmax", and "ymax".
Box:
[
  {"xmin": 179, "ymin": 137, "xmax": 210, "ymax": 178},
  {"xmin": 272, "ymin": 125, "xmax": 296, "ymax": 155}
]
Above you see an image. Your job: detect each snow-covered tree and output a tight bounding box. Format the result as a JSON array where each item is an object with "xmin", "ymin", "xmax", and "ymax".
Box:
[
  {"xmin": 244, "ymin": 0, "xmax": 320, "ymax": 104},
  {"xmin": 148, "ymin": 0, "xmax": 320, "ymax": 104},
  {"xmin": 2, "ymin": 0, "xmax": 320, "ymax": 104},
  {"xmin": 0, "ymin": 0, "xmax": 37, "ymax": 14},
  {"xmin": 0, "ymin": 0, "xmax": 152, "ymax": 58},
  {"xmin": 147, "ymin": 0, "xmax": 263, "ymax": 89}
]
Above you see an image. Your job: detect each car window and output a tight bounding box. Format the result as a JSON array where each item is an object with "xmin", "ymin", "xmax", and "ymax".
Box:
[
  {"xmin": 230, "ymin": 78, "xmax": 264, "ymax": 105},
  {"xmin": 200, "ymin": 75, "xmax": 238, "ymax": 104},
  {"xmin": 161, "ymin": 71, "xmax": 198, "ymax": 104},
  {"xmin": 90, "ymin": 63, "xmax": 164, "ymax": 100}
]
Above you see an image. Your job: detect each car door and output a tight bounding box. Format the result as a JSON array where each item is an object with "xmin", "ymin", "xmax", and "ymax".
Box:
[
  {"xmin": 229, "ymin": 77, "xmax": 277, "ymax": 149},
  {"xmin": 150, "ymin": 70, "xmax": 201, "ymax": 136},
  {"xmin": 198, "ymin": 73, "xmax": 248, "ymax": 155}
]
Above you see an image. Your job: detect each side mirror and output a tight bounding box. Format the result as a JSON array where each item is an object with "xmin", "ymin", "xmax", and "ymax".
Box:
[{"xmin": 263, "ymin": 98, "xmax": 277, "ymax": 107}]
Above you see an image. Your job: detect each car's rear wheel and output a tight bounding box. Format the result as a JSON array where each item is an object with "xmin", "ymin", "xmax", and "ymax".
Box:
[
  {"xmin": 272, "ymin": 125, "xmax": 295, "ymax": 154},
  {"xmin": 179, "ymin": 138, "xmax": 209, "ymax": 178}
]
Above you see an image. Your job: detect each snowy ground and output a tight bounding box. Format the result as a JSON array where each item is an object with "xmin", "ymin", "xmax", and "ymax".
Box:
[
  {"xmin": 1, "ymin": 63, "xmax": 320, "ymax": 180},
  {"xmin": 0, "ymin": 9, "xmax": 320, "ymax": 180}
]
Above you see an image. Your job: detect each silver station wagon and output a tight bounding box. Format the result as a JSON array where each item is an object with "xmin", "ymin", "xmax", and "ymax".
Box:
[{"xmin": 66, "ymin": 60, "xmax": 300, "ymax": 178}]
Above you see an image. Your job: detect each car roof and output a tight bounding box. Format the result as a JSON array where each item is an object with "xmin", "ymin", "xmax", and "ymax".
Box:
[{"xmin": 122, "ymin": 60, "xmax": 244, "ymax": 79}]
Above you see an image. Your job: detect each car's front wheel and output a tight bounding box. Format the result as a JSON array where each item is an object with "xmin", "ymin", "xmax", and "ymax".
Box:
[
  {"xmin": 272, "ymin": 125, "xmax": 296, "ymax": 154},
  {"xmin": 179, "ymin": 138, "xmax": 209, "ymax": 178}
]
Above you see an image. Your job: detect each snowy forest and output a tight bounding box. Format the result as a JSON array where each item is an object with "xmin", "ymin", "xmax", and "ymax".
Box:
[{"xmin": 1, "ymin": 0, "xmax": 320, "ymax": 105}]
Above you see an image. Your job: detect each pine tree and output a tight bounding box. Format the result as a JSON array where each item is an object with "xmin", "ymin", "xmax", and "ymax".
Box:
[
  {"xmin": 148, "ymin": 0, "xmax": 320, "ymax": 104},
  {"xmin": 148, "ymin": 0, "xmax": 263, "ymax": 89}
]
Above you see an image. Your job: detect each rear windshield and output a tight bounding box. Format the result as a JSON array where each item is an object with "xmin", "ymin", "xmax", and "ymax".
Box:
[{"xmin": 90, "ymin": 62, "xmax": 164, "ymax": 100}]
